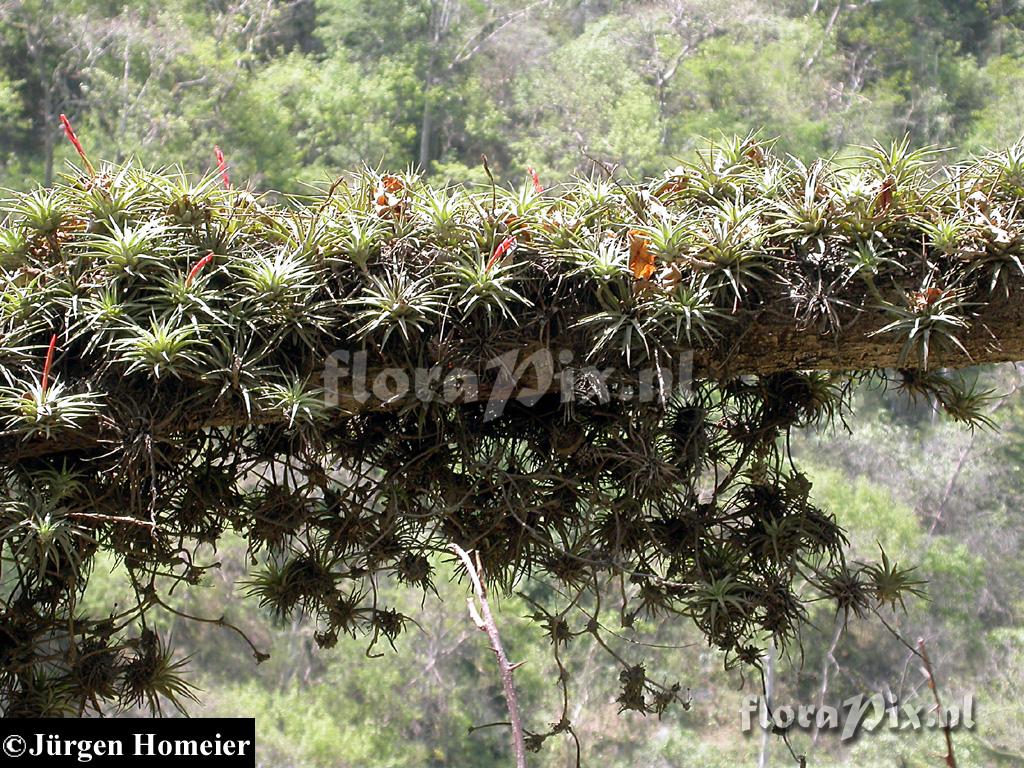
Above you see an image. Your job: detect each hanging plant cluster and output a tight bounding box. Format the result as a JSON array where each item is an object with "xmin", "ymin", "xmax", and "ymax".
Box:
[{"xmin": 0, "ymin": 130, "xmax": 1020, "ymax": 722}]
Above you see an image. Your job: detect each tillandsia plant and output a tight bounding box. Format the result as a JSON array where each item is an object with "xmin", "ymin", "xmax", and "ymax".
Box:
[{"xmin": 1, "ymin": 131, "xmax": 1022, "ymax": 751}]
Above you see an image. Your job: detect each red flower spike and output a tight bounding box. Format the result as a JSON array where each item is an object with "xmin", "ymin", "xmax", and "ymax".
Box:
[
  {"xmin": 528, "ymin": 167, "xmax": 543, "ymax": 195},
  {"xmin": 59, "ymin": 114, "xmax": 96, "ymax": 177},
  {"xmin": 186, "ymin": 252, "xmax": 215, "ymax": 287},
  {"xmin": 486, "ymin": 236, "xmax": 517, "ymax": 272},
  {"xmin": 214, "ymin": 145, "xmax": 231, "ymax": 189},
  {"xmin": 41, "ymin": 334, "xmax": 58, "ymax": 396}
]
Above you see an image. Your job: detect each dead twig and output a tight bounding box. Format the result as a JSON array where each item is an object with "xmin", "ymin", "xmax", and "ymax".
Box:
[
  {"xmin": 451, "ymin": 543, "xmax": 527, "ymax": 768},
  {"xmin": 917, "ymin": 637, "xmax": 958, "ymax": 768}
]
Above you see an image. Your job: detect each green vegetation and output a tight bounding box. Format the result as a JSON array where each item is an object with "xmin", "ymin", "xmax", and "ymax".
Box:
[
  {"xmin": 2, "ymin": 2, "xmax": 1024, "ymax": 766},
  {"xmin": 1, "ymin": 0, "xmax": 1023, "ymax": 191},
  {"xmin": 75, "ymin": 386, "xmax": 1024, "ymax": 767}
]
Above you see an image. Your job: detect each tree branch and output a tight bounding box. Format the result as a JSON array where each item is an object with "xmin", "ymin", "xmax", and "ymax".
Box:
[
  {"xmin": 917, "ymin": 637, "xmax": 958, "ymax": 768},
  {"xmin": 451, "ymin": 543, "xmax": 528, "ymax": 768}
]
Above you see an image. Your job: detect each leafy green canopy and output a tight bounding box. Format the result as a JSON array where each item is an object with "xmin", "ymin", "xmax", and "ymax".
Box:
[{"xmin": 0, "ymin": 136, "xmax": 1017, "ymax": 721}]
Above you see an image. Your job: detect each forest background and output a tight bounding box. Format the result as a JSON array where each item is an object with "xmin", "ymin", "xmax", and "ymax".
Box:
[{"xmin": 2, "ymin": 1, "xmax": 1024, "ymax": 766}]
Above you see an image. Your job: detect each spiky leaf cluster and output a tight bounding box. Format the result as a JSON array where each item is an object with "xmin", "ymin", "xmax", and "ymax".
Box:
[{"xmin": 0, "ymin": 137, "xmax": 1016, "ymax": 718}]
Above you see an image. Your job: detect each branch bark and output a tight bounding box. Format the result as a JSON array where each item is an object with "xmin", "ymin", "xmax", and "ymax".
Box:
[
  {"xmin": 3, "ymin": 282, "xmax": 1024, "ymax": 467},
  {"xmin": 694, "ymin": 283, "xmax": 1024, "ymax": 377}
]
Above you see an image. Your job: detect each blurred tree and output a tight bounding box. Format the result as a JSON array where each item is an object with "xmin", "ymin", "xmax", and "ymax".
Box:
[
  {"xmin": 0, "ymin": 0, "xmax": 118, "ymax": 183},
  {"xmin": 317, "ymin": 0, "xmax": 550, "ymax": 173},
  {"xmin": 511, "ymin": 15, "xmax": 664, "ymax": 177}
]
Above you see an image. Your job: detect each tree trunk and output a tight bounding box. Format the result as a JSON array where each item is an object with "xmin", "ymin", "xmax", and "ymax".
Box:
[{"xmin": 418, "ymin": 88, "xmax": 433, "ymax": 171}]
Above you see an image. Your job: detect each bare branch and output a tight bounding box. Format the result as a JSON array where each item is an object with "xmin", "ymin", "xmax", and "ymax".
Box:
[
  {"xmin": 917, "ymin": 637, "xmax": 958, "ymax": 768},
  {"xmin": 451, "ymin": 543, "xmax": 528, "ymax": 768}
]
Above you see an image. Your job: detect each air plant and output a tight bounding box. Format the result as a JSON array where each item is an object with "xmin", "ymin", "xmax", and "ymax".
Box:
[
  {"xmin": 0, "ymin": 278, "xmax": 50, "ymax": 326},
  {"xmin": 692, "ymin": 575, "xmax": 752, "ymax": 642},
  {"xmin": 773, "ymin": 159, "xmax": 836, "ymax": 245},
  {"xmin": 844, "ymin": 234, "xmax": 903, "ymax": 284},
  {"xmin": 0, "ymin": 380, "xmax": 103, "ymax": 439},
  {"xmin": 0, "ymin": 226, "xmax": 29, "ymax": 268},
  {"xmin": 872, "ymin": 284, "xmax": 972, "ymax": 368},
  {"xmin": 79, "ymin": 287, "xmax": 142, "ymax": 353},
  {"xmin": 11, "ymin": 189, "xmax": 70, "ymax": 236},
  {"xmin": 88, "ymin": 221, "xmax": 171, "ymax": 277},
  {"xmin": 961, "ymin": 207, "xmax": 1024, "ymax": 292},
  {"xmin": 633, "ymin": 217, "xmax": 693, "ymax": 262},
  {"xmin": 572, "ymin": 175, "xmax": 622, "ymax": 221},
  {"xmin": 154, "ymin": 169, "xmax": 229, "ymax": 227},
  {"xmin": 155, "ymin": 272, "xmax": 220, "ymax": 322},
  {"xmin": 326, "ymin": 214, "xmax": 388, "ymax": 271},
  {"xmin": 686, "ymin": 133, "xmax": 768, "ymax": 201},
  {"xmin": 819, "ymin": 563, "xmax": 874, "ymax": 624},
  {"xmin": 78, "ymin": 166, "xmax": 153, "ymax": 227},
  {"xmin": 243, "ymin": 555, "xmax": 339, "ymax": 620},
  {"xmin": 576, "ymin": 294, "xmax": 661, "ymax": 365},
  {"xmin": 414, "ymin": 186, "xmax": 466, "ymax": 243},
  {"xmin": 0, "ymin": 334, "xmax": 102, "ymax": 438},
  {"xmin": 255, "ymin": 377, "xmax": 328, "ymax": 428},
  {"xmin": 348, "ymin": 270, "xmax": 449, "ymax": 345},
  {"xmin": 29, "ymin": 462, "xmax": 86, "ymax": 502},
  {"xmin": 449, "ymin": 241, "xmax": 532, "ymax": 323},
  {"xmin": 0, "ymin": 496, "xmax": 94, "ymax": 581},
  {"xmin": 647, "ymin": 278, "xmax": 725, "ymax": 345},
  {"xmin": 920, "ymin": 215, "xmax": 971, "ymax": 258},
  {"xmin": 933, "ymin": 375, "xmax": 998, "ymax": 429},
  {"xmin": 864, "ymin": 546, "xmax": 928, "ymax": 612},
  {"xmin": 115, "ymin": 317, "xmax": 208, "ymax": 379},
  {"xmin": 694, "ymin": 198, "xmax": 773, "ymax": 304},
  {"xmin": 494, "ymin": 180, "xmax": 550, "ymax": 231},
  {"xmin": 572, "ymin": 235, "xmax": 630, "ymax": 283},
  {"xmin": 855, "ymin": 137, "xmax": 946, "ymax": 220},
  {"xmin": 237, "ymin": 249, "xmax": 319, "ymax": 306},
  {"xmin": 118, "ymin": 630, "xmax": 199, "ymax": 716}
]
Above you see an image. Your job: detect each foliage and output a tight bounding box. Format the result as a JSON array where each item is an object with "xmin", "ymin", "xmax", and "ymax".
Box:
[
  {"xmin": 0, "ymin": 2, "xmax": 1023, "ymax": 764},
  {"xmin": 3, "ymin": 0, "xmax": 1024, "ymax": 191},
  {"xmin": 0, "ymin": 136, "xmax": 1019, "ymax": 726}
]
